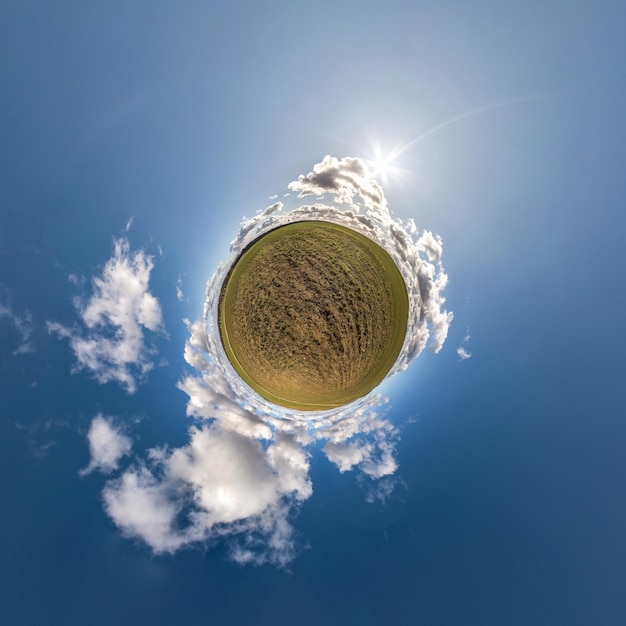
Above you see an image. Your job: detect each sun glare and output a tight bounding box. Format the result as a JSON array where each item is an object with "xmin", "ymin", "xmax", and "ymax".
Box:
[{"xmin": 367, "ymin": 137, "xmax": 412, "ymax": 186}]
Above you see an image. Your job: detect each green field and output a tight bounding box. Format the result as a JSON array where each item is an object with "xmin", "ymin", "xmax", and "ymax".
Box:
[{"xmin": 218, "ymin": 221, "xmax": 408, "ymax": 410}]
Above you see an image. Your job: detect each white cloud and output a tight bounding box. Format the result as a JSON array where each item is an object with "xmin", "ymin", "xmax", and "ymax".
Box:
[
  {"xmin": 417, "ymin": 230, "xmax": 443, "ymax": 262},
  {"xmin": 457, "ymin": 333, "xmax": 472, "ymax": 361},
  {"xmin": 362, "ymin": 476, "xmax": 403, "ymax": 504},
  {"xmin": 319, "ymin": 398, "xmax": 398, "ymax": 478},
  {"xmin": 228, "ymin": 201, "xmax": 283, "ymax": 253},
  {"xmin": 176, "ymin": 276, "xmax": 185, "ymax": 301},
  {"xmin": 457, "ymin": 347, "xmax": 471, "ymax": 361},
  {"xmin": 323, "ymin": 441, "xmax": 368, "ymax": 472},
  {"xmin": 287, "ymin": 155, "xmax": 387, "ymax": 211},
  {"xmin": 103, "ymin": 465, "xmax": 187, "ymax": 553},
  {"xmin": 327, "ymin": 436, "xmax": 396, "ymax": 480},
  {"xmin": 102, "ymin": 424, "xmax": 310, "ymax": 565},
  {"xmin": 168, "ymin": 427, "xmax": 285, "ymax": 524},
  {"xmin": 48, "ymin": 237, "xmax": 163, "ymax": 393},
  {"xmin": 0, "ymin": 286, "xmax": 34, "ymax": 355},
  {"xmin": 80, "ymin": 414, "xmax": 132, "ymax": 476}
]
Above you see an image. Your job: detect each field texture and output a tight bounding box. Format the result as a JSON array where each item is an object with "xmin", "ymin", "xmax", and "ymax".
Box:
[{"xmin": 218, "ymin": 221, "xmax": 408, "ymax": 410}]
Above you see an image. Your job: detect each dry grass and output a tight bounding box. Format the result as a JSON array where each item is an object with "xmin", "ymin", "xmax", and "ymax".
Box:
[{"xmin": 218, "ymin": 221, "xmax": 408, "ymax": 410}]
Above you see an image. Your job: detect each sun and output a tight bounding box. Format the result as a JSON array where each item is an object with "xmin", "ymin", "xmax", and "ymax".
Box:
[
  {"xmin": 371, "ymin": 155, "xmax": 394, "ymax": 184},
  {"xmin": 367, "ymin": 139, "xmax": 411, "ymax": 186}
]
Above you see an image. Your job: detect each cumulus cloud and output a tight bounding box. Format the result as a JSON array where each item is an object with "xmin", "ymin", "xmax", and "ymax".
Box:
[
  {"xmin": 103, "ymin": 465, "xmax": 186, "ymax": 553},
  {"xmin": 288, "ymin": 155, "xmax": 387, "ymax": 211},
  {"xmin": 80, "ymin": 414, "xmax": 132, "ymax": 475},
  {"xmin": 102, "ymin": 424, "xmax": 310, "ymax": 565},
  {"xmin": 86, "ymin": 156, "xmax": 452, "ymax": 566},
  {"xmin": 0, "ymin": 286, "xmax": 34, "ymax": 355},
  {"xmin": 48, "ymin": 237, "xmax": 163, "ymax": 393}
]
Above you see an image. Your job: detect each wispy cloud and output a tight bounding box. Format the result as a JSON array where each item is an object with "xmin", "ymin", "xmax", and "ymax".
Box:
[
  {"xmin": 14, "ymin": 417, "xmax": 68, "ymax": 459},
  {"xmin": 457, "ymin": 333, "xmax": 472, "ymax": 361},
  {"xmin": 457, "ymin": 347, "xmax": 471, "ymax": 361},
  {"xmin": 48, "ymin": 237, "xmax": 164, "ymax": 393},
  {"xmin": 80, "ymin": 414, "xmax": 132, "ymax": 476},
  {"xmin": 176, "ymin": 276, "xmax": 185, "ymax": 302},
  {"xmin": 362, "ymin": 475, "xmax": 405, "ymax": 504},
  {"xmin": 0, "ymin": 285, "xmax": 34, "ymax": 355}
]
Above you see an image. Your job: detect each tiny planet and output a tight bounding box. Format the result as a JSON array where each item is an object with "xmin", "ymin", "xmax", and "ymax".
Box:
[{"xmin": 218, "ymin": 220, "xmax": 409, "ymax": 410}]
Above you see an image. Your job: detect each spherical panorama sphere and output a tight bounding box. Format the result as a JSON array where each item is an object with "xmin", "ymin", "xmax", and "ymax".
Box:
[{"xmin": 218, "ymin": 220, "xmax": 409, "ymax": 411}]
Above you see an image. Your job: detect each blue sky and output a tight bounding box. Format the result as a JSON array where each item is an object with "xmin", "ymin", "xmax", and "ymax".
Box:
[{"xmin": 2, "ymin": 1, "xmax": 626, "ymax": 624}]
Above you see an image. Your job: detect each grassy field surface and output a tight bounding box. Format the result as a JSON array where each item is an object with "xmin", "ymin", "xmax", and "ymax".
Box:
[{"xmin": 218, "ymin": 221, "xmax": 408, "ymax": 410}]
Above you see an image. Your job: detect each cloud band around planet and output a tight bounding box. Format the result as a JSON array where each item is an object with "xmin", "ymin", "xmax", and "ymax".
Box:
[{"xmin": 62, "ymin": 155, "xmax": 452, "ymax": 566}]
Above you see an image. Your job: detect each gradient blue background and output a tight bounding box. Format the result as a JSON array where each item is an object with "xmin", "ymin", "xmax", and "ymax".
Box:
[{"xmin": 1, "ymin": 1, "xmax": 625, "ymax": 624}]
